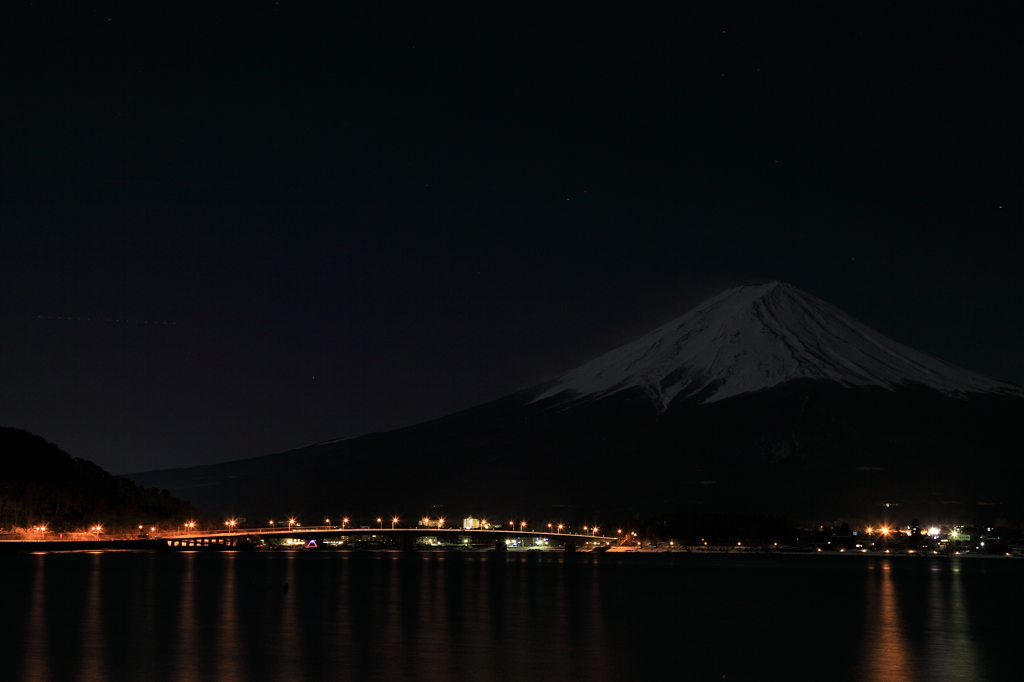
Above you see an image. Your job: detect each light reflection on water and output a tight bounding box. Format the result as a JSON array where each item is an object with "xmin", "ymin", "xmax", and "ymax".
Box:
[
  {"xmin": 860, "ymin": 559, "xmax": 989, "ymax": 682},
  {"xmin": 214, "ymin": 553, "xmax": 243, "ymax": 682},
  {"xmin": 4, "ymin": 552, "xmax": 1020, "ymax": 682},
  {"xmin": 24, "ymin": 556, "xmax": 48, "ymax": 682},
  {"xmin": 861, "ymin": 560, "xmax": 914, "ymax": 682},
  {"xmin": 275, "ymin": 553, "xmax": 303, "ymax": 681},
  {"xmin": 79, "ymin": 553, "xmax": 108, "ymax": 682},
  {"xmin": 174, "ymin": 552, "xmax": 200, "ymax": 682},
  {"xmin": 926, "ymin": 563, "xmax": 982, "ymax": 681}
]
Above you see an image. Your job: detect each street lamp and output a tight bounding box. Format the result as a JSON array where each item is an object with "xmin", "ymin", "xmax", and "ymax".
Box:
[
  {"xmin": 438, "ymin": 517, "xmax": 445, "ymax": 529},
  {"xmin": 548, "ymin": 523, "xmax": 553, "ymax": 532},
  {"xmin": 377, "ymin": 517, "xmax": 383, "ymax": 529},
  {"xmin": 288, "ymin": 518, "xmax": 296, "ymax": 530},
  {"xmin": 557, "ymin": 524, "xmax": 564, "ymax": 533},
  {"xmin": 325, "ymin": 518, "xmax": 330, "ymax": 526},
  {"xmin": 520, "ymin": 521, "xmax": 527, "ymax": 532},
  {"xmin": 392, "ymin": 517, "xmax": 399, "ymax": 529},
  {"xmin": 342, "ymin": 518, "xmax": 349, "ymax": 529},
  {"xmin": 593, "ymin": 526, "xmax": 598, "ymax": 536}
]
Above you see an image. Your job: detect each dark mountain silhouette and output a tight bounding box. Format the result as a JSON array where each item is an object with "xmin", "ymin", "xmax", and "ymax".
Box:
[{"xmin": 0, "ymin": 427, "xmax": 203, "ymax": 531}]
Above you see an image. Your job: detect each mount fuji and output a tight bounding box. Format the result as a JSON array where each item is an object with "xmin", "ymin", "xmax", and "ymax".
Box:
[
  {"xmin": 129, "ymin": 283, "xmax": 1024, "ymax": 522},
  {"xmin": 535, "ymin": 282, "xmax": 1022, "ymax": 410}
]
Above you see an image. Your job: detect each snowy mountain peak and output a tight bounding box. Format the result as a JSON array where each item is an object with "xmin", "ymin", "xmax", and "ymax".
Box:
[{"xmin": 533, "ymin": 282, "xmax": 1024, "ymax": 410}]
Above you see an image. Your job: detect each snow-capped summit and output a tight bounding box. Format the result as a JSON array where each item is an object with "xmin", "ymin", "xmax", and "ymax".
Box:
[{"xmin": 534, "ymin": 282, "xmax": 1024, "ymax": 410}]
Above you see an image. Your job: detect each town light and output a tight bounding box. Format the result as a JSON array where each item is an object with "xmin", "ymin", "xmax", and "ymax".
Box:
[
  {"xmin": 377, "ymin": 517, "xmax": 383, "ymax": 529},
  {"xmin": 392, "ymin": 517, "xmax": 399, "ymax": 529},
  {"xmin": 557, "ymin": 524, "xmax": 564, "ymax": 532},
  {"xmin": 342, "ymin": 518, "xmax": 349, "ymax": 528}
]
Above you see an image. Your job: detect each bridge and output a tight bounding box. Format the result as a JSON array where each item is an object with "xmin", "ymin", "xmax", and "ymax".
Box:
[{"xmin": 158, "ymin": 525, "xmax": 620, "ymax": 551}]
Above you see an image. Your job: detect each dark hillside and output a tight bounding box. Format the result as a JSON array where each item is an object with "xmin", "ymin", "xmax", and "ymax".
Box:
[{"xmin": 0, "ymin": 427, "xmax": 204, "ymax": 531}]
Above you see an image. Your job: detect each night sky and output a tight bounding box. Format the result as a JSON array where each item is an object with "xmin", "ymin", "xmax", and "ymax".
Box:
[{"xmin": 2, "ymin": 3, "xmax": 1020, "ymax": 475}]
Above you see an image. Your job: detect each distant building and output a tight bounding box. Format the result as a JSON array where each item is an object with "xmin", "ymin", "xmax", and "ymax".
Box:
[{"xmin": 463, "ymin": 516, "xmax": 480, "ymax": 530}]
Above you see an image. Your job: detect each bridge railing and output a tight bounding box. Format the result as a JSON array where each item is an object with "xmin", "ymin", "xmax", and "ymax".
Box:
[{"xmin": 160, "ymin": 526, "xmax": 617, "ymax": 541}]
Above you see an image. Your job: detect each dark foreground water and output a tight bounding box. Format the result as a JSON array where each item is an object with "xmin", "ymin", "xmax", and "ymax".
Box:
[{"xmin": 1, "ymin": 550, "xmax": 1020, "ymax": 682}]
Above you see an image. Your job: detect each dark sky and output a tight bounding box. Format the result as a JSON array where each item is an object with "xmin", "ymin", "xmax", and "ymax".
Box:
[{"xmin": 2, "ymin": 3, "xmax": 1020, "ymax": 474}]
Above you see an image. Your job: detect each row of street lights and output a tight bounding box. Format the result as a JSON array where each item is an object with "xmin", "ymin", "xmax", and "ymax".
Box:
[
  {"xmin": 510, "ymin": 521, "xmax": 600, "ymax": 535},
  {"xmin": 184, "ymin": 517, "xmax": 614, "ymax": 536},
  {"xmin": 262, "ymin": 517, "xmax": 402, "ymax": 530}
]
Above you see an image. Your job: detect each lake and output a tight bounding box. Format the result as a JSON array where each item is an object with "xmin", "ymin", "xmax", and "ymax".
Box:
[{"xmin": 1, "ymin": 550, "xmax": 1019, "ymax": 681}]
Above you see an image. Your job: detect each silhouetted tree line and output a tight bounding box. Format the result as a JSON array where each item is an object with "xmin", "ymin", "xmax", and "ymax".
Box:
[{"xmin": 0, "ymin": 427, "xmax": 204, "ymax": 531}]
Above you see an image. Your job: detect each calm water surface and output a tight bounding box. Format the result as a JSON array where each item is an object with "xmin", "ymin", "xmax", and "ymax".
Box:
[{"xmin": 1, "ymin": 550, "xmax": 1019, "ymax": 681}]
